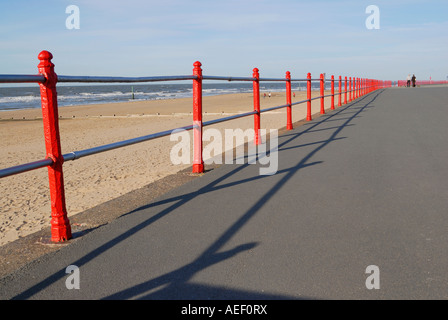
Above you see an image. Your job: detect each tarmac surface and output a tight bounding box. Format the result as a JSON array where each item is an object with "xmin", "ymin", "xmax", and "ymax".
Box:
[{"xmin": 1, "ymin": 86, "xmax": 448, "ymax": 300}]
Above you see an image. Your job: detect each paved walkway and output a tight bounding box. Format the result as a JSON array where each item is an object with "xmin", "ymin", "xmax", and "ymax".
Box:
[{"xmin": 1, "ymin": 87, "xmax": 448, "ymax": 300}]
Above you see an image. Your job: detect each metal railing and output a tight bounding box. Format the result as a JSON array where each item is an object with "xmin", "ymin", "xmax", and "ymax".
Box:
[{"xmin": 0, "ymin": 50, "xmax": 388, "ymax": 242}]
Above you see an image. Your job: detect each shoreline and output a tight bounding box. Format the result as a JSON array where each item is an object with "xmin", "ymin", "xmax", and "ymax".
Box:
[{"xmin": 0, "ymin": 91, "xmax": 333, "ymax": 247}]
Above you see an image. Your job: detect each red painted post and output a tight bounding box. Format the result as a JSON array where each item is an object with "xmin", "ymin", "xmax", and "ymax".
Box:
[
  {"xmin": 358, "ymin": 78, "xmax": 360, "ymax": 97},
  {"xmin": 349, "ymin": 77, "xmax": 352, "ymax": 102},
  {"xmin": 37, "ymin": 51, "xmax": 72, "ymax": 242},
  {"xmin": 357, "ymin": 78, "xmax": 360, "ymax": 97},
  {"xmin": 359, "ymin": 78, "xmax": 361, "ymax": 97},
  {"xmin": 344, "ymin": 76, "xmax": 347, "ymax": 104},
  {"xmin": 306, "ymin": 73, "xmax": 312, "ymax": 121},
  {"xmin": 330, "ymin": 75, "xmax": 335, "ymax": 110},
  {"xmin": 253, "ymin": 68, "xmax": 261, "ymax": 144},
  {"xmin": 192, "ymin": 61, "xmax": 204, "ymax": 173},
  {"xmin": 285, "ymin": 71, "xmax": 293, "ymax": 130},
  {"xmin": 320, "ymin": 73, "xmax": 325, "ymax": 114},
  {"xmin": 338, "ymin": 76, "xmax": 342, "ymax": 107}
]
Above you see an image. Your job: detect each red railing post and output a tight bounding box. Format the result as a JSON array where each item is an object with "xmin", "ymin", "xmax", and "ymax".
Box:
[
  {"xmin": 320, "ymin": 73, "xmax": 325, "ymax": 114},
  {"xmin": 253, "ymin": 68, "xmax": 261, "ymax": 144},
  {"xmin": 338, "ymin": 76, "xmax": 342, "ymax": 107},
  {"xmin": 358, "ymin": 78, "xmax": 361, "ymax": 98},
  {"xmin": 306, "ymin": 72, "xmax": 312, "ymax": 121},
  {"xmin": 37, "ymin": 50, "xmax": 72, "ymax": 242},
  {"xmin": 344, "ymin": 76, "xmax": 348, "ymax": 104},
  {"xmin": 358, "ymin": 78, "xmax": 360, "ymax": 97},
  {"xmin": 285, "ymin": 71, "xmax": 293, "ymax": 130},
  {"xmin": 192, "ymin": 61, "xmax": 204, "ymax": 173},
  {"xmin": 349, "ymin": 77, "xmax": 352, "ymax": 102},
  {"xmin": 358, "ymin": 78, "xmax": 361, "ymax": 97},
  {"xmin": 330, "ymin": 75, "xmax": 335, "ymax": 110}
]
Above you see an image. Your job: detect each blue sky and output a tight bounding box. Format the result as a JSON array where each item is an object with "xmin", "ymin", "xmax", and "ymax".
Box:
[{"xmin": 0, "ymin": 0, "xmax": 447, "ymax": 82}]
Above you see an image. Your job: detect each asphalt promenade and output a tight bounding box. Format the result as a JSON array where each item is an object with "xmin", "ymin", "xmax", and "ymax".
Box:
[{"xmin": 1, "ymin": 86, "xmax": 448, "ymax": 300}]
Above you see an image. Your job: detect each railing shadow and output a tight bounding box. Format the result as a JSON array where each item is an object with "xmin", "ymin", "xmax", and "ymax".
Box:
[
  {"xmin": 11, "ymin": 90, "xmax": 384, "ymax": 300},
  {"xmin": 128, "ymin": 91, "xmax": 379, "ymax": 211}
]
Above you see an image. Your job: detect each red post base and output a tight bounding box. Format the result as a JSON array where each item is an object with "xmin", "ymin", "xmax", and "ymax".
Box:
[
  {"xmin": 192, "ymin": 163, "xmax": 204, "ymax": 173},
  {"xmin": 51, "ymin": 216, "xmax": 72, "ymax": 242}
]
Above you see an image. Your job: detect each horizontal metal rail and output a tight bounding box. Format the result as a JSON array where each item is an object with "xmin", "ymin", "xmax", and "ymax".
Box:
[
  {"xmin": 291, "ymin": 99, "xmax": 310, "ymax": 106},
  {"xmin": 258, "ymin": 77, "xmax": 286, "ymax": 82},
  {"xmin": 0, "ymin": 124, "xmax": 199, "ymax": 178},
  {"xmin": 202, "ymin": 75, "xmax": 255, "ymax": 82},
  {"xmin": 0, "ymin": 74, "xmax": 46, "ymax": 83},
  {"xmin": 202, "ymin": 76, "xmax": 315, "ymax": 82},
  {"xmin": 63, "ymin": 124, "xmax": 196, "ymax": 162},
  {"xmin": 260, "ymin": 104, "xmax": 290, "ymax": 113},
  {"xmin": 203, "ymin": 110, "xmax": 258, "ymax": 127},
  {"xmin": 0, "ymin": 158, "xmax": 53, "ymax": 179},
  {"xmin": 58, "ymin": 75, "xmax": 197, "ymax": 83}
]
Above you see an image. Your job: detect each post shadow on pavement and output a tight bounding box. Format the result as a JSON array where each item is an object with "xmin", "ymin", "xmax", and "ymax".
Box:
[
  {"xmin": 11, "ymin": 90, "xmax": 385, "ymax": 300},
  {"xmin": 132, "ymin": 90, "xmax": 381, "ymax": 212}
]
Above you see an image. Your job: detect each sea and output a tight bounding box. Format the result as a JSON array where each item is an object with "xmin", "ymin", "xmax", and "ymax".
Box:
[{"xmin": 0, "ymin": 82, "xmax": 324, "ymax": 112}]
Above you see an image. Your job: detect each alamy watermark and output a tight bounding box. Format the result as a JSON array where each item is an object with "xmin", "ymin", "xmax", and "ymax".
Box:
[
  {"xmin": 66, "ymin": 5, "xmax": 80, "ymax": 29},
  {"xmin": 365, "ymin": 5, "xmax": 380, "ymax": 30},
  {"xmin": 65, "ymin": 265, "xmax": 80, "ymax": 289},
  {"xmin": 365, "ymin": 265, "xmax": 380, "ymax": 289},
  {"xmin": 170, "ymin": 128, "xmax": 279, "ymax": 176}
]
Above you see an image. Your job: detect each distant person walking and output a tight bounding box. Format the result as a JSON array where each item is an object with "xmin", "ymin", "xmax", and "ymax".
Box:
[
  {"xmin": 411, "ymin": 74, "xmax": 416, "ymax": 87},
  {"xmin": 406, "ymin": 74, "xmax": 411, "ymax": 87}
]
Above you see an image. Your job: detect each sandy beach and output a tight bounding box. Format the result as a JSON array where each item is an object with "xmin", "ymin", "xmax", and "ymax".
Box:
[{"xmin": 0, "ymin": 90, "xmax": 334, "ymax": 246}]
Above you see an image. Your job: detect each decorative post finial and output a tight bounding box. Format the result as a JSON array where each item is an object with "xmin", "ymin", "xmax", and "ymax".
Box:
[
  {"xmin": 253, "ymin": 68, "xmax": 259, "ymax": 78},
  {"xmin": 38, "ymin": 50, "xmax": 57, "ymax": 87}
]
